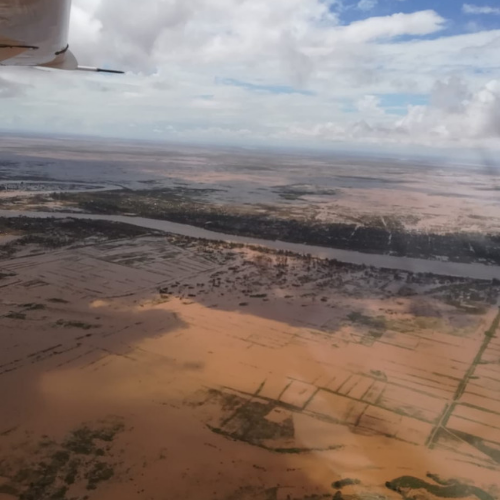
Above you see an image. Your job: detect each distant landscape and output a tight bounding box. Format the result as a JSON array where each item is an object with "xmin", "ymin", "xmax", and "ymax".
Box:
[
  {"xmin": 1, "ymin": 135, "xmax": 500, "ymax": 500},
  {"xmin": 2, "ymin": 135, "xmax": 500, "ymax": 265}
]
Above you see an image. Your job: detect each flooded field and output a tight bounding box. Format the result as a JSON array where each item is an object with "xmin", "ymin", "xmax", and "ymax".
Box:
[
  {"xmin": 2, "ymin": 210, "xmax": 500, "ymax": 280},
  {"xmin": 2, "ymin": 136, "xmax": 500, "ymax": 237},
  {"xmin": 1, "ymin": 137, "xmax": 500, "ymax": 500},
  {"xmin": 1, "ymin": 217, "xmax": 500, "ymax": 500}
]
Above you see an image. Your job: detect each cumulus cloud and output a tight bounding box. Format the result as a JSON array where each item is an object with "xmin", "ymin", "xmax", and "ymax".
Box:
[
  {"xmin": 1, "ymin": 0, "xmax": 500, "ymax": 151},
  {"xmin": 357, "ymin": 0, "xmax": 378, "ymax": 11},
  {"xmin": 430, "ymin": 76, "xmax": 471, "ymax": 113},
  {"xmin": 67, "ymin": 1, "xmax": 444, "ymax": 75},
  {"xmin": 0, "ymin": 75, "xmax": 26, "ymax": 98},
  {"xmin": 70, "ymin": 0, "xmax": 339, "ymax": 70},
  {"xmin": 356, "ymin": 95, "xmax": 384, "ymax": 115},
  {"xmin": 462, "ymin": 3, "xmax": 500, "ymax": 15},
  {"xmin": 397, "ymin": 80, "xmax": 500, "ymax": 142},
  {"xmin": 287, "ymin": 79, "xmax": 500, "ymax": 147},
  {"xmin": 336, "ymin": 10, "xmax": 444, "ymax": 42}
]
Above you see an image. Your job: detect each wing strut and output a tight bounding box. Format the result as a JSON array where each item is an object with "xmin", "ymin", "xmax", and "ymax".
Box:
[
  {"xmin": 76, "ymin": 66, "xmax": 125, "ymax": 74},
  {"xmin": 39, "ymin": 48, "xmax": 124, "ymax": 74}
]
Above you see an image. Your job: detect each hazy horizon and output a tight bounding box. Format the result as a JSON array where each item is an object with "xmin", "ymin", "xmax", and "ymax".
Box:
[
  {"xmin": 1, "ymin": 1, "xmax": 500, "ymax": 153},
  {"xmin": 2, "ymin": 129, "xmax": 499, "ymax": 168}
]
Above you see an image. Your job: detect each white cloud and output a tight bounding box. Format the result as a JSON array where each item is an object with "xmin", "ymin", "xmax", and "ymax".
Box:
[
  {"xmin": 334, "ymin": 10, "xmax": 444, "ymax": 43},
  {"xmin": 286, "ymin": 79, "xmax": 500, "ymax": 148},
  {"xmin": 1, "ymin": 1, "xmax": 500, "ymax": 151},
  {"xmin": 0, "ymin": 76, "xmax": 26, "ymax": 98},
  {"xmin": 67, "ymin": 3, "xmax": 444, "ymax": 75},
  {"xmin": 463, "ymin": 3, "xmax": 500, "ymax": 15},
  {"xmin": 430, "ymin": 76, "xmax": 471, "ymax": 113},
  {"xmin": 357, "ymin": 0, "xmax": 377, "ymax": 11},
  {"xmin": 396, "ymin": 80, "xmax": 500, "ymax": 142},
  {"xmin": 356, "ymin": 95, "xmax": 384, "ymax": 115}
]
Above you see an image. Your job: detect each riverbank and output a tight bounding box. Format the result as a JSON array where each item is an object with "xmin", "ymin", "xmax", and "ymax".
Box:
[
  {"xmin": 1, "ymin": 212, "xmax": 499, "ymax": 500},
  {"xmin": 2, "ymin": 210, "xmax": 500, "ymax": 281},
  {"xmin": 47, "ymin": 189, "xmax": 500, "ymax": 266}
]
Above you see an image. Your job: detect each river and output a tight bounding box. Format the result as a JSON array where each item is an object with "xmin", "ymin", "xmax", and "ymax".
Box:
[{"xmin": 0, "ymin": 209, "xmax": 499, "ymax": 281}]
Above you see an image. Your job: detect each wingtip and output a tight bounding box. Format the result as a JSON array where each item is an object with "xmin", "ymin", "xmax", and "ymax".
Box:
[
  {"xmin": 96, "ymin": 68, "xmax": 125, "ymax": 74},
  {"xmin": 76, "ymin": 66, "xmax": 125, "ymax": 74}
]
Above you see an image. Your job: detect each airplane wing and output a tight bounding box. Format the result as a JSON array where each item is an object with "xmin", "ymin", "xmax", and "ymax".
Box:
[
  {"xmin": 0, "ymin": 36, "xmax": 33, "ymax": 62},
  {"xmin": 0, "ymin": 0, "xmax": 123, "ymax": 73}
]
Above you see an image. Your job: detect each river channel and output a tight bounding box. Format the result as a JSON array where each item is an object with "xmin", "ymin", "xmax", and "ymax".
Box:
[{"xmin": 1, "ymin": 209, "xmax": 499, "ymax": 281}]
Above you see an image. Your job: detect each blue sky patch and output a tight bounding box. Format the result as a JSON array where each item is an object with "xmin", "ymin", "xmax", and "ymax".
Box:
[
  {"xmin": 216, "ymin": 78, "xmax": 315, "ymax": 96},
  {"xmin": 336, "ymin": 0, "xmax": 500, "ymax": 38},
  {"xmin": 379, "ymin": 93, "xmax": 429, "ymax": 112}
]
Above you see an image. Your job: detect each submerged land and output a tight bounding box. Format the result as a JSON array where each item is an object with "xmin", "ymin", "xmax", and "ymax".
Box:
[
  {"xmin": 2, "ymin": 136, "xmax": 500, "ymax": 266},
  {"xmin": 1, "ymin": 136, "xmax": 500, "ymax": 500}
]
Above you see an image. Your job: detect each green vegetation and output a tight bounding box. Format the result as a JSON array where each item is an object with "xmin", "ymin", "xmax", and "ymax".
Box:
[
  {"xmin": 348, "ymin": 310, "xmax": 480, "ymax": 338},
  {"xmin": 0, "ymin": 217, "xmax": 156, "ymax": 260},
  {"xmin": 63, "ymin": 421, "xmax": 124, "ymax": 455},
  {"xmin": 206, "ymin": 390, "xmax": 343, "ymax": 454},
  {"xmin": 370, "ymin": 370, "xmax": 387, "ymax": 380},
  {"xmin": 0, "ymin": 419, "xmax": 124, "ymax": 500},
  {"xmin": 224, "ymin": 399, "xmax": 295, "ymax": 442},
  {"xmin": 85, "ymin": 462, "xmax": 114, "ymax": 490},
  {"xmin": 206, "ymin": 389, "xmax": 242, "ymax": 412},
  {"xmin": 209, "ymin": 426, "xmax": 341, "ymax": 454},
  {"xmin": 204, "ymin": 390, "xmax": 295, "ymax": 449},
  {"xmin": 41, "ymin": 189, "xmax": 500, "ymax": 265},
  {"xmin": 332, "ymin": 478, "xmax": 361, "ymax": 489},
  {"xmin": 47, "ymin": 298, "xmax": 70, "ymax": 304},
  {"xmin": 386, "ymin": 475, "xmax": 494, "ymax": 500},
  {"xmin": 22, "ymin": 303, "xmax": 46, "ymax": 311},
  {"xmin": 485, "ymin": 309, "xmax": 500, "ymax": 339},
  {"xmin": 348, "ymin": 312, "xmax": 386, "ymax": 331},
  {"xmin": 5, "ymin": 312, "xmax": 26, "ymax": 320},
  {"xmin": 63, "ymin": 459, "xmax": 80, "ymax": 485},
  {"xmin": 0, "ymin": 483, "xmax": 19, "ymax": 496},
  {"xmin": 55, "ymin": 320, "xmax": 100, "ymax": 330},
  {"xmin": 446, "ymin": 300, "xmax": 487, "ymax": 315}
]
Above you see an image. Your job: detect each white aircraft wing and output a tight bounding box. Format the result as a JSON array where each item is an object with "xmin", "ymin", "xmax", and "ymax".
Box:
[{"xmin": 0, "ymin": 0, "xmax": 123, "ymax": 73}]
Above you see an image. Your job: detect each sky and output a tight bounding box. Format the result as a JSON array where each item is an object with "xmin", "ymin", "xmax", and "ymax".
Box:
[{"xmin": 1, "ymin": 0, "xmax": 500, "ymax": 153}]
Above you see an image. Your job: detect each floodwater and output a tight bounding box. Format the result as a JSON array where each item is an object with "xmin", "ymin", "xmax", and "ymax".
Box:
[
  {"xmin": 0, "ymin": 234, "xmax": 19, "ymax": 245},
  {"xmin": 1, "ymin": 209, "xmax": 499, "ymax": 280},
  {"xmin": 0, "ymin": 180, "xmax": 122, "ymax": 197}
]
